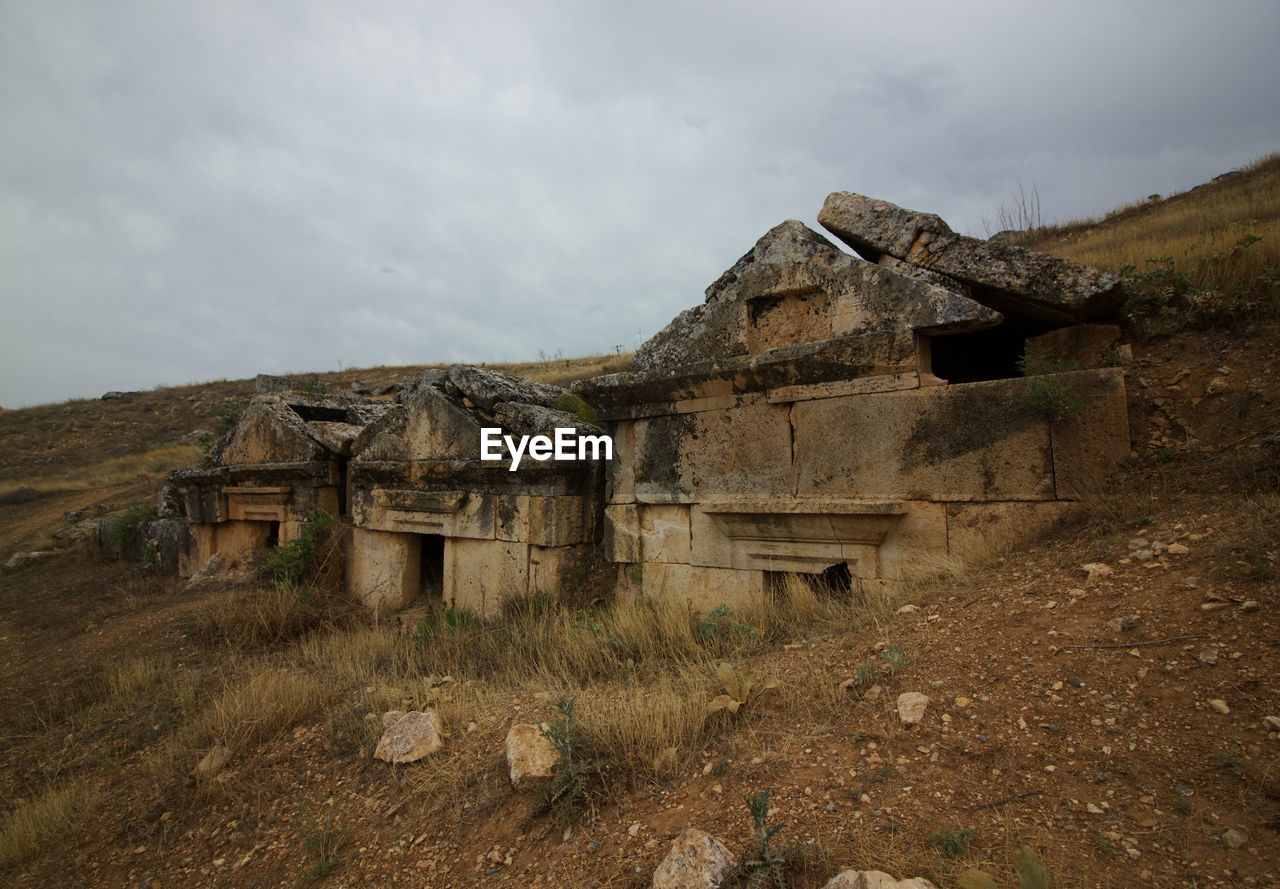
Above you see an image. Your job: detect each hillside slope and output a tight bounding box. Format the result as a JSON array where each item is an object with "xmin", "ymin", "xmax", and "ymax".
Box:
[{"xmin": 1, "ymin": 167, "xmax": 1278, "ymax": 888}]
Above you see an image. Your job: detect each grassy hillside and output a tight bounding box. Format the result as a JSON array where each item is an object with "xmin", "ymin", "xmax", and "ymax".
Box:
[{"xmin": 1019, "ymin": 152, "xmax": 1280, "ymax": 336}]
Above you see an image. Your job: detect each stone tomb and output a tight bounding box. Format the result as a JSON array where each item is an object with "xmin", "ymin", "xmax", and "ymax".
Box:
[
  {"xmin": 573, "ymin": 194, "xmax": 1131, "ymax": 606},
  {"xmin": 173, "ymin": 191, "xmax": 1133, "ymax": 616},
  {"xmin": 171, "ymin": 367, "xmax": 606, "ymax": 614}
]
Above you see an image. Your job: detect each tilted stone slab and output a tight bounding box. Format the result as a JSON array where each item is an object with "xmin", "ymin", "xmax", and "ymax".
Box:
[
  {"xmin": 819, "ymin": 191, "xmax": 1123, "ymax": 321},
  {"xmin": 212, "ymin": 396, "xmax": 329, "ymax": 465},
  {"xmin": 583, "ymin": 329, "xmax": 921, "ymax": 417},
  {"xmin": 634, "ymin": 220, "xmax": 998, "ymax": 374},
  {"xmin": 445, "ymin": 364, "xmax": 569, "ymax": 412}
]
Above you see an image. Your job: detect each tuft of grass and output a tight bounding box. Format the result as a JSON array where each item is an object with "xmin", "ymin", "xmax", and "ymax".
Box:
[
  {"xmin": 184, "ymin": 668, "xmax": 331, "ymax": 752},
  {"xmin": 576, "ymin": 674, "xmax": 711, "ymax": 784},
  {"xmin": 0, "ymin": 779, "xmax": 101, "ymax": 869},
  {"xmin": 296, "ymin": 796, "xmax": 346, "ymax": 881},
  {"xmin": 108, "ymin": 653, "xmax": 176, "ymax": 700}
]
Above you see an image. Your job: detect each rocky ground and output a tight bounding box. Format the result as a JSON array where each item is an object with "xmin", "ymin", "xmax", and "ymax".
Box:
[{"xmin": 0, "ymin": 330, "xmax": 1276, "ymax": 888}]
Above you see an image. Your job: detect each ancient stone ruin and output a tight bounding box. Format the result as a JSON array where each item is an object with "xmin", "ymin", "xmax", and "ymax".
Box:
[{"xmin": 170, "ymin": 191, "xmax": 1132, "ymax": 613}]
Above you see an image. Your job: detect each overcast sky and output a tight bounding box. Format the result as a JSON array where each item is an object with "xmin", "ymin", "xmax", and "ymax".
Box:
[{"xmin": 2, "ymin": 1, "xmax": 1278, "ymax": 408}]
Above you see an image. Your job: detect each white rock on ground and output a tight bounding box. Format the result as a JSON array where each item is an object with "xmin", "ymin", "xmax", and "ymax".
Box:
[
  {"xmin": 896, "ymin": 692, "xmax": 930, "ymax": 725},
  {"xmin": 822, "ymin": 870, "xmax": 939, "ymax": 889},
  {"xmin": 374, "ymin": 710, "xmax": 443, "ymax": 763},
  {"xmin": 195, "ymin": 744, "xmax": 231, "ymax": 778},
  {"xmin": 505, "ymin": 723, "xmax": 557, "ymax": 789},
  {"xmin": 651, "ymin": 828, "xmax": 736, "ymax": 889}
]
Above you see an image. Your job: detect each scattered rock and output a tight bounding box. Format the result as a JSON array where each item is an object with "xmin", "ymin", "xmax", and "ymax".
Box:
[
  {"xmin": 1262, "ymin": 716, "xmax": 1280, "ymax": 732},
  {"xmin": 1128, "ymin": 549, "xmax": 1155, "ymax": 562},
  {"xmin": 1204, "ymin": 376, "xmax": 1229, "ymax": 397},
  {"xmin": 1167, "ymin": 542, "xmax": 1190, "ymax": 555},
  {"xmin": 374, "ymin": 710, "xmax": 444, "ymax": 763},
  {"xmin": 1208, "ymin": 699, "xmax": 1231, "ymax": 715},
  {"xmin": 1081, "ymin": 562, "xmax": 1114, "ymax": 585},
  {"xmin": 1223, "ymin": 828, "xmax": 1248, "ymax": 849},
  {"xmin": 381, "ymin": 710, "xmax": 407, "ymax": 728},
  {"xmin": 1240, "ymin": 600, "xmax": 1260, "ymax": 613},
  {"xmin": 821, "ymin": 870, "xmax": 938, "ymax": 889},
  {"xmin": 896, "ymin": 692, "xmax": 929, "ymax": 726},
  {"xmin": 896, "ymin": 604, "xmax": 920, "ymax": 615},
  {"xmin": 254, "ymin": 374, "xmax": 296, "ymax": 394},
  {"xmin": 4, "ymin": 551, "xmax": 58, "ymax": 570},
  {"xmin": 185, "ymin": 552, "xmax": 228, "ymax": 588},
  {"xmin": 505, "ymin": 723, "xmax": 557, "ymax": 789},
  {"xmin": 195, "ymin": 745, "xmax": 231, "ymax": 778},
  {"xmin": 101, "ymin": 390, "xmax": 139, "ymax": 401},
  {"xmin": 651, "ymin": 828, "xmax": 736, "ymax": 889}
]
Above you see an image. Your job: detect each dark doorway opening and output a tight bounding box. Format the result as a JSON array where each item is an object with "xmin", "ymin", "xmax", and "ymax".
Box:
[
  {"xmin": 266, "ymin": 521, "xmax": 281, "ymax": 549},
  {"xmin": 288, "ymin": 404, "xmax": 350, "ymax": 423},
  {"xmin": 419, "ymin": 534, "xmax": 445, "ymax": 601},
  {"xmin": 926, "ymin": 324, "xmax": 1035, "ymax": 383},
  {"xmin": 766, "ymin": 562, "xmax": 854, "ymax": 601}
]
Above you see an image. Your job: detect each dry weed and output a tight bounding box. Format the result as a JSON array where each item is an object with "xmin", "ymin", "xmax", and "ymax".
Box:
[
  {"xmin": 183, "ymin": 667, "xmax": 332, "ymax": 752},
  {"xmin": 0, "ymin": 778, "xmax": 101, "ymax": 869}
]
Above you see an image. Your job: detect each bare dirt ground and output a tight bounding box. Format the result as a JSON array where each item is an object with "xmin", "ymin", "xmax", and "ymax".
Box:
[{"xmin": 0, "ymin": 332, "xmax": 1276, "ymax": 888}]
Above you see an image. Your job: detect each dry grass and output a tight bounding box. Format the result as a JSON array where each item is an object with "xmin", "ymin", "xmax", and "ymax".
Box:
[
  {"xmin": 0, "ymin": 778, "xmax": 101, "ymax": 869},
  {"xmin": 183, "ymin": 666, "xmax": 332, "ymax": 752},
  {"xmin": 107, "ymin": 653, "xmax": 177, "ymax": 700},
  {"xmin": 575, "ymin": 672, "xmax": 713, "ymax": 783}
]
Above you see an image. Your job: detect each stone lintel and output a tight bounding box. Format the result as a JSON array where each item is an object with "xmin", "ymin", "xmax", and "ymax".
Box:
[
  {"xmin": 690, "ymin": 500, "xmax": 907, "ymax": 575},
  {"xmin": 576, "ymin": 330, "xmax": 916, "ymax": 415},
  {"xmin": 224, "ymin": 486, "xmax": 291, "ymax": 522},
  {"xmin": 767, "ymin": 372, "xmax": 921, "ymax": 404}
]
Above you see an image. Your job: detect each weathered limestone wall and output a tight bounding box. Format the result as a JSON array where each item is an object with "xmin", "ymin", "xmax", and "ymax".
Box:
[
  {"xmin": 577, "ymin": 192, "xmax": 1133, "ymax": 610},
  {"xmin": 347, "ymin": 527, "xmax": 422, "ymax": 612}
]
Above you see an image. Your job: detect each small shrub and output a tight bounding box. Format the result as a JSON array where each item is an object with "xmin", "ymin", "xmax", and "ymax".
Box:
[
  {"xmin": 105, "ymin": 504, "xmax": 158, "ymax": 559},
  {"xmin": 267, "ymin": 510, "xmax": 342, "ymax": 590},
  {"xmin": 535, "ymin": 697, "xmax": 608, "ymax": 828},
  {"xmin": 413, "ymin": 607, "xmax": 480, "ymax": 642},
  {"xmin": 296, "ymin": 796, "xmax": 346, "ymax": 880},
  {"xmin": 1020, "ymin": 376, "xmax": 1087, "ymax": 423},
  {"xmin": 736, "ymin": 789, "xmax": 788, "ymax": 888},
  {"xmin": 302, "ymin": 375, "xmax": 328, "ymax": 396},
  {"xmin": 928, "ymin": 827, "xmax": 973, "ymax": 858},
  {"xmin": 216, "ymin": 400, "xmax": 245, "ymax": 436},
  {"xmin": 707, "ymin": 662, "xmax": 779, "ymax": 716},
  {"xmin": 698, "ymin": 604, "xmax": 759, "ymax": 650}
]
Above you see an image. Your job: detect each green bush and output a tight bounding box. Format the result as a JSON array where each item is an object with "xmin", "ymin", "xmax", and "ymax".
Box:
[
  {"xmin": 266, "ymin": 510, "xmax": 341, "ymax": 590},
  {"xmin": 105, "ymin": 505, "xmax": 158, "ymax": 559},
  {"xmin": 1020, "ymin": 376, "xmax": 1087, "ymax": 423},
  {"xmin": 551, "ymin": 392, "xmax": 597, "ymax": 424},
  {"xmin": 413, "ymin": 607, "xmax": 480, "ymax": 642},
  {"xmin": 1120, "ymin": 233, "xmax": 1278, "ymax": 338}
]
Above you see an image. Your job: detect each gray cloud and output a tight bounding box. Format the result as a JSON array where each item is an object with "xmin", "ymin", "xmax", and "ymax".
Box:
[{"xmin": 2, "ymin": 0, "xmax": 1279, "ymax": 406}]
